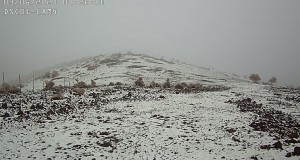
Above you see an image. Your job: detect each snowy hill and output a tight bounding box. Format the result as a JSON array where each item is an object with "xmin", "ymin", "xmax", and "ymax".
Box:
[
  {"xmin": 23, "ymin": 53, "xmax": 247, "ymax": 91},
  {"xmin": 1, "ymin": 53, "xmax": 300, "ymax": 160}
]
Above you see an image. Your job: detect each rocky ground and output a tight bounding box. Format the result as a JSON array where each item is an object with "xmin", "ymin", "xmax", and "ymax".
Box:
[{"xmin": 0, "ymin": 83, "xmax": 300, "ymax": 160}]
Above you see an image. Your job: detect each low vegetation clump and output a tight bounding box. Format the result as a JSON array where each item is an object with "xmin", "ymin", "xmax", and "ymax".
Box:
[
  {"xmin": 135, "ymin": 77, "xmax": 145, "ymax": 87},
  {"xmin": 249, "ymin": 74, "xmax": 261, "ymax": 83},
  {"xmin": 149, "ymin": 81, "xmax": 156, "ymax": 88},
  {"xmin": 0, "ymin": 83, "xmax": 21, "ymax": 94},
  {"xmin": 148, "ymin": 81, "xmax": 161, "ymax": 88},
  {"xmin": 51, "ymin": 92, "xmax": 64, "ymax": 100},
  {"xmin": 43, "ymin": 72, "xmax": 51, "ymax": 79},
  {"xmin": 87, "ymin": 65, "xmax": 96, "ymax": 71},
  {"xmin": 175, "ymin": 82, "xmax": 188, "ymax": 90},
  {"xmin": 108, "ymin": 82, "xmax": 115, "ymax": 86},
  {"xmin": 73, "ymin": 88, "xmax": 85, "ymax": 96},
  {"xmin": 115, "ymin": 82, "xmax": 123, "ymax": 86},
  {"xmin": 51, "ymin": 70, "xmax": 59, "ymax": 78},
  {"xmin": 74, "ymin": 81, "xmax": 88, "ymax": 88},
  {"xmin": 163, "ymin": 78, "xmax": 171, "ymax": 88},
  {"xmin": 91, "ymin": 80, "xmax": 96, "ymax": 87},
  {"xmin": 45, "ymin": 81, "xmax": 55, "ymax": 90},
  {"xmin": 189, "ymin": 83, "xmax": 203, "ymax": 91}
]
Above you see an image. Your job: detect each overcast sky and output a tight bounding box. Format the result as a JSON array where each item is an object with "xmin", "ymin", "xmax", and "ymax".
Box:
[{"xmin": 0, "ymin": 0, "xmax": 299, "ymax": 86}]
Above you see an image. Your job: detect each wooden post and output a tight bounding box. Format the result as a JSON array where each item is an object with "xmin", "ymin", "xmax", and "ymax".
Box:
[
  {"xmin": 32, "ymin": 74, "xmax": 35, "ymax": 93},
  {"xmin": 19, "ymin": 74, "xmax": 21, "ymax": 93},
  {"xmin": 42, "ymin": 77, "xmax": 45, "ymax": 90},
  {"xmin": 2, "ymin": 72, "xmax": 4, "ymax": 85}
]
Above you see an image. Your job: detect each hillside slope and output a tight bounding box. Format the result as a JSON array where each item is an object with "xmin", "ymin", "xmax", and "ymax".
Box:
[
  {"xmin": 24, "ymin": 53, "xmax": 247, "ymax": 91},
  {"xmin": 1, "ymin": 53, "xmax": 300, "ymax": 160}
]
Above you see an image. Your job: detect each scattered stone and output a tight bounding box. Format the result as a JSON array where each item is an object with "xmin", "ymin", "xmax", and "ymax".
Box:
[
  {"xmin": 294, "ymin": 147, "xmax": 300, "ymax": 156},
  {"xmin": 226, "ymin": 128, "xmax": 236, "ymax": 133},
  {"xmin": 273, "ymin": 141, "xmax": 283, "ymax": 150},
  {"xmin": 159, "ymin": 95, "xmax": 165, "ymax": 99},
  {"xmin": 97, "ymin": 141, "xmax": 112, "ymax": 147}
]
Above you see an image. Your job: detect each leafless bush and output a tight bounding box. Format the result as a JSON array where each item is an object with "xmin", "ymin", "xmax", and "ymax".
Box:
[
  {"xmin": 45, "ymin": 81, "xmax": 55, "ymax": 90},
  {"xmin": 249, "ymin": 74, "xmax": 261, "ymax": 83},
  {"xmin": 115, "ymin": 82, "xmax": 123, "ymax": 86},
  {"xmin": 1, "ymin": 83, "xmax": 10, "ymax": 92},
  {"xmin": 73, "ymin": 88, "xmax": 85, "ymax": 96},
  {"xmin": 108, "ymin": 82, "xmax": 115, "ymax": 86},
  {"xmin": 51, "ymin": 92, "xmax": 63, "ymax": 100},
  {"xmin": 135, "ymin": 77, "xmax": 145, "ymax": 87},
  {"xmin": 87, "ymin": 65, "xmax": 96, "ymax": 71},
  {"xmin": 189, "ymin": 83, "xmax": 203, "ymax": 91},
  {"xmin": 91, "ymin": 80, "xmax": 96, "ymax": 87},
  {"xmin": 163, "ymin": 78, "xmax": 171, "ymax": 88},
  {"xmin": 149, "ymin": 81, "xmax": 156, "ymax": 88},
  {"xmin": 51, "ymin": 70, "xmax": 59, "ymax": 78},
  {"xmin": 43, "ymin": 72, "xmax": 51, "ymax": 78},
  {"xmin": 175, "ymin": 82, "xmax": 188, "ymax": 90},
  {"xmin": 74, "ymin": 81, "xmax": 88, "ymax": 88},
  {"xmin": 9, "ymin": 85, "xmax": 20, "ymax": 94}
]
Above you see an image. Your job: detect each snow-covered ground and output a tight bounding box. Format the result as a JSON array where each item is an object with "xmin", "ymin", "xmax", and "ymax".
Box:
[{"xmin": 1, "ymin": 53, "xmax": 299, "ymax": 159}]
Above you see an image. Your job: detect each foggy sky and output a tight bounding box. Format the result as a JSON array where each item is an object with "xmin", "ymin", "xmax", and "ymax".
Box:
[{"xmin": 0, "ymin": 0, "xmax": 300, "ymax": 86}]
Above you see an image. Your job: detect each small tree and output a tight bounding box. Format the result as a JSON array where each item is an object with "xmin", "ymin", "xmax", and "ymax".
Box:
[
  {"xmin": 268, "ymin": 77, "xmax": 277, "ymax": 84},
  {"xmin": 249, "ymin": 74, "xmax": 261, "ymax": 83}
]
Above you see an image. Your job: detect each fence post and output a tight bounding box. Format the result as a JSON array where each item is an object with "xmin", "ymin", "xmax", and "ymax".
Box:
[
  {"xmin": 32, "ymin": 74, "xmax": 35, "ymax": 93},
  {"xmin": 2, "ymin": 72, "xmax": 4, "ymax": 85},
  {"xmin": 19, "ymin": 74, "xmax": 21, "ymax": 93}
]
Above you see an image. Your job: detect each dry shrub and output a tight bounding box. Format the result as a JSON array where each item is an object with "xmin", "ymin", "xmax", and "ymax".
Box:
[
  {"xmin": 91, "ymin": 80, "xmax": 96, "ymax": 87},
  {"xmin": 87, "ymin": 65, "xmax": 96, "ymax": 71},
  {"xmin": 108, "ymin": 82, "xmax": 115, "ymax": 86},
  {"xmin": 115, "ymin": 82, "xmax": 123, "ymax": 85},
  {"xmin": 73, "ymin": 88, "xmax": 85, "ymax": 96},
  {"xmin": 1, "ymin": 83, "xmax": 11, "ymax": 92},
  {"xmin": 51, "ymin": 92, "xmax": 63, "ymax": 100},
  {"xmin": 190, "ymin": 83, "xmax": 203, "ymax": 91},
  {"xmin": 51, "ymin": 70, "xmax": 59, "ymax": 78},
  {"xmin": 74, "ymin": 81, "xmax": 88, "ymax": 88},
  {"xmin": 163, "ymin": 78, "xmax": 171, "ymax": 88},
  {"xmin": 45, "ymin": 81, "xmax": 55, "ymax": 90},
  {"xmin": 53, "ymin": 85, "xmax": 64, "ymax": 92},
  {"xmin": 175, "ymin": 82, "xmax": 188, "ymax": 90},
  {"xmin": 9, "ymin": 85, "xmax": 20, "ymax": 94},
  {"xmin": 135, "ymin": 77, "xmax": 145, "ymax": 87},
  {"xmin": 43, "ymin": 72, "xmax": 51, "ymax": 78},
  {"xmin": 149, "ymin": 81, "xmax": 156, "ymax": 88}
]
